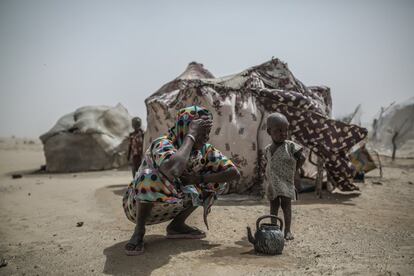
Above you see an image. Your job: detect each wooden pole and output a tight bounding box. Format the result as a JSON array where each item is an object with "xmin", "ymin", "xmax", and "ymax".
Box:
[{"xmin": 315, "ymin": 156, "xmax": 324, "ymax": 199}]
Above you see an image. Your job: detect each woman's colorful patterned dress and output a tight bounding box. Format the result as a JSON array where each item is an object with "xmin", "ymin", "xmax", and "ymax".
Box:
[{"xmin": 123, "ymin": 106, "xmax": 236, "ymax": 227}]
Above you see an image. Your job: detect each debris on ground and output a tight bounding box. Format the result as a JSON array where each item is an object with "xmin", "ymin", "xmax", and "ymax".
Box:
[{"xmin": 0, "ymin": 258, "xmax": 8, "ymax": 268}]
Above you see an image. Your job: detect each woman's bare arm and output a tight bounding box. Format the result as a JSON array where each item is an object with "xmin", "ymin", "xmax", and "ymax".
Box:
[
  {"xmin": 159, "ymin": 118, "xmax": 212, "ymax": 180},
  {"xmin": 204, "ymin": 167, "xmax": 240, "ymax": 183},
  {"xmin": 181, "ymin": 166, "xmax": 240, "ymax": 185},
  {"xmin": 160, "ymin": 136, "xmax": 195, "ymax": 180}
]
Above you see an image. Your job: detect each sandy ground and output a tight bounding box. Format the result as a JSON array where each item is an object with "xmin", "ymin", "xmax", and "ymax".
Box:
[{"xmin": 0, "ymin": 137, "xmax": 413, "ymax": 276}]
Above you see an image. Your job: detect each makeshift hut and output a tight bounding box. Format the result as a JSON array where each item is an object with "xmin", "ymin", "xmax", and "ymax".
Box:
[
  {"xmin": 338, "ymin": 105, "xmax": 377, "ymax": 175},
  {"xmin": 144, "ymin": 59, "xmax": 367, "ymax": 193},
  {"xmin": 371, "ymin": 98, "xmax": 414, "ymax": 158},
  {"xmin": 40, "ymin": 104, "xmax": 134, "ymax": 172}
]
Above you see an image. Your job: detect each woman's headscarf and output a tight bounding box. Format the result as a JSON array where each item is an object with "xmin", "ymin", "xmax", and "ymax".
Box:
[{"xmin": 167, "ymin": 106, "xmax": 212, "ymax": 147}]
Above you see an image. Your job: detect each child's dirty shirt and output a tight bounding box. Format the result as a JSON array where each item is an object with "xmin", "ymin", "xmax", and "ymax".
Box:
[
  {"xmin": 129, "ymin": 130, "xmax": 144, "ymax": 157},
  {"xmin": 264, "ymin": 140, "xmax": 303, "ymax": 200}
]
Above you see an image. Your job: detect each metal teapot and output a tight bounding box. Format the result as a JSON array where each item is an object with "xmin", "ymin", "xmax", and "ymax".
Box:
[{"xmin": 247, "ymin": 215, "xmax": 285, "ymax": 255}]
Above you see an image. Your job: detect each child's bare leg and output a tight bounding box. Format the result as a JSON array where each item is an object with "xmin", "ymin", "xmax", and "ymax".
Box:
[
  {"xmin": 131, "ymin": 156, "xmax": 140, "ymax": 178},
  {"xmin": 280, "ymin": 196, "xmax": 294, "ymax": 240},
  {"xmin": 125, "ymin": 201, "xmax": 153, "ymax": 255},
  {"xmin": 270, "ymin": 197, "xmax": 281, "ymax": 224}
]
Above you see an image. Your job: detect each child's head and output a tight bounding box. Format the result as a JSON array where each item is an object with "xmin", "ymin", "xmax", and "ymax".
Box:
[
  {"xmin": 131, "ymin": 117, "xmax": 141, "ymax": 131},
  {"xmin": 267, "ymin": 113, "xmax": 289, "ymax": 143}
]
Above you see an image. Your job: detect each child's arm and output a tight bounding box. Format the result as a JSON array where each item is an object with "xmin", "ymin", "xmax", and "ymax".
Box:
[
  {"xmin": 259, "ymin": 146, "xmax": 269, "ymax": 198},
  {"xmin": 127, "ymin": 135, "xmax": 132, "ymax": 161},
  {"xmin": 294, "ymin": 149, "xmax": 306, "ymax": 170},
  {"xmin": 260, "ymin": 146, "xmax": 268, "ymax": 181}
]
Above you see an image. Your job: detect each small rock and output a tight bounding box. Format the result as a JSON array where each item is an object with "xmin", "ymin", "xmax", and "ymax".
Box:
[
  {"xmin": 73, "ymin": 174, "xmax": 77, "ymax": 178},
  {"xmin": 28, "ymin": 193, "xmax": 31, "ymax": 196},
  {"xmin": 408, "ymin": 181, "xmax": 413, "ymax": 185},
  {"xmin": 372, "ymin": 181, "xmax": 383, "ymax": 185},
  {"xmin": 53, "ymin": 234, "xmax": 57, "ymax": 237},
  {"xmin": 315, "ymin": 254, "xmax": 321, "ymax": 258},
  {"xmin": 12, "ymin": 174, "xmax": 22, "ymax": 179},
  {"xmin": 34, "ymin": 265, "xmax": 38, "ymax": 269},
  {"xmin": 0, "ymin": 258, "xmax": 7, "ymax": 268},
  {"xmin": 76, "ymin": 221, "xmax": 84, "ymax": 227}
]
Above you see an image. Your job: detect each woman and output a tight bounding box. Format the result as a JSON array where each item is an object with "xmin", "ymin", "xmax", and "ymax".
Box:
[{"xmin": 123, "ymin": 106, "xmax": 240, "ymax": 255}]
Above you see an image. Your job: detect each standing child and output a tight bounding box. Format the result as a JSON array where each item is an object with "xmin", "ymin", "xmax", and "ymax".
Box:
[
  {"xmin": 127, "ymin": 117, "xmax": 144, "ymax": 178},
  {"xmin": 263, "ymin": 113, "xmax": 305, "ymax": 240}
]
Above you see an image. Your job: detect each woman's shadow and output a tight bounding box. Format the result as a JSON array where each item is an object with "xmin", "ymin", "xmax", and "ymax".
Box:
[{"xmin": 103, "ymin": 235, "xmax": 220, "ymax": 276}]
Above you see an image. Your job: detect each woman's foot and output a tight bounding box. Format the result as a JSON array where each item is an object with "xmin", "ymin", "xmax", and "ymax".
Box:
[
  {"xmin": 125, "ymin": 240, "xmax": 144, "ymax": 256},
  {"xmin": 285, "ymin": 231, "xmax": 294, "ymax": 240},
  {"xmin": 166, "ymin": 223, "xmax": 206, "ymax": 239},
  {"xmin": 125, "ymin": 236, "xmax": 144, "ymax": 256}
]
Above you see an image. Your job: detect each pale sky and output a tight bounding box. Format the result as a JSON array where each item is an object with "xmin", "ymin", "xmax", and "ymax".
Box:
[{"xmin": 1, "ymin": 0, "xmax": 413, "ymax": 137}]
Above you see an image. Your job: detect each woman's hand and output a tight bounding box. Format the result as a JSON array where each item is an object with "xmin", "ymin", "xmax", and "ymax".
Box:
[
  {"xmin": 188, "ymin": 116, "xmax": 212, "ymax": 140},
  {"xmin": 159, "ymin": 115, "xmax": 213, "ymax": 181}
]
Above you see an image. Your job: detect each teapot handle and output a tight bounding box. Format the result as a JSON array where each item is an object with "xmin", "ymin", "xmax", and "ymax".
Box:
[{"xmin": 256, "ymin": 215, "xmax": 284, "ymax": 231}]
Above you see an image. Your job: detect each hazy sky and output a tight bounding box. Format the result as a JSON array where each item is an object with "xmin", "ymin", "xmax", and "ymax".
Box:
[{"xmin": 1, "ymin": 0, "xmax": 413, "ymax": 137}]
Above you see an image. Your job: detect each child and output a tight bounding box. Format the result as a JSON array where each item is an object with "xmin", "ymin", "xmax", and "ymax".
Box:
[
  {"xmin": 263, "ymin": 113, "xmax": 305, "ymax": 240},
  {"xmin": 127, "ymin": 117, "xmax": 144, "ymax": 178}
]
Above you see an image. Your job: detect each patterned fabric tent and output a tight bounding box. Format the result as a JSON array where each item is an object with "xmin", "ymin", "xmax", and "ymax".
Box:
[{"xmin": 144, "ymin": 59, "xmax": 367, "ymax": 193}]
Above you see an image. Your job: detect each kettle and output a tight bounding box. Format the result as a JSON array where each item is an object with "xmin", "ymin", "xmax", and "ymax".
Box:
[{"xmin": 246, "ymin": 215, "xmax": 285, "ymax": 255}]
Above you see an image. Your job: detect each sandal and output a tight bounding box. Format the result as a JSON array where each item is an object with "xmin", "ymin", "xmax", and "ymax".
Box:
[
  {"xmin": 166, "ymin": 226, "xmax": 206, "ymax": 239},
  {"xmin": 124, "ymin": 241, "xmax": 144, "ymax": 256}
]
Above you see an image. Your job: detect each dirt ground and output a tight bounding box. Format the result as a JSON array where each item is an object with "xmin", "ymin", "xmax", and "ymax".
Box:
[{"xmin": 0, "ymin": 137, "xmax": 413, "ymax": 276}]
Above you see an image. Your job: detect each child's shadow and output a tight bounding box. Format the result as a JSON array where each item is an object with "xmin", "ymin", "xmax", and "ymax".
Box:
[{"xmin": 103, "ymin": 235, "xmax": 220, "ymax": 276}]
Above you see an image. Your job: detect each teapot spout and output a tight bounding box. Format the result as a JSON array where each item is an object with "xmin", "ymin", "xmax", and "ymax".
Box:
[{"xmin": 247, "ymin": 226, "xmax": 255, "ymax": 244}]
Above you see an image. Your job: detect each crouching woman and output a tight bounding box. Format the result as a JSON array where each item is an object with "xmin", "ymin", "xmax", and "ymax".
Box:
[{"xmin": 122, "ymin": 106, "xmax": 240, "ymax": 255}]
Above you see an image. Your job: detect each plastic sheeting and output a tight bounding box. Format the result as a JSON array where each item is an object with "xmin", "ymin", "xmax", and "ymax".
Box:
[{"xmin": 40, "ymin": 104, "xmax": 133, "ymax": 172}]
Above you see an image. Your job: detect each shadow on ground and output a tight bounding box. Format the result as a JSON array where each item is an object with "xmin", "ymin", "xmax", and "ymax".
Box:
[
  {"xmin": 295, "ymin": 191, "xmax": 360, "ymax": 206},
  {"xmin": 106, "ymin": 184, "xmax": 128, "ymax": 196},
  {"xmin": 105, "ymin": 184, "xmax": 360, "ymax": 206},
  {"xmin": 102, "ymin": 235, "xmax": 220, "ymax": 276}
]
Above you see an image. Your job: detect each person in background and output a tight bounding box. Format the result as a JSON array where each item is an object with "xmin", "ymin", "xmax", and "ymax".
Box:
[{"xmin": 127, "ymin": 117, "xmax": 144, "ymax": 178}]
